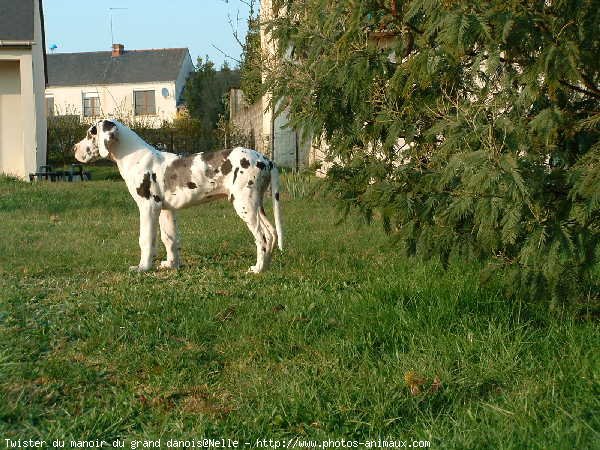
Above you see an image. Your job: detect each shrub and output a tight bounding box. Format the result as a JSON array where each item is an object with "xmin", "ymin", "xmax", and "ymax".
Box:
[
  {"xmin": 265, "ymin": 0, "xmax": 600, "ymax": 305},
  {"xmin": 47, "ymin": 113, "xmax": 218, "ymax": 167},
  {"xmin": 281, "ymin": 170, "xmax": 322, "ymax": 200},
  {"xmin": 46, "ymin": 114, "xmax": 88, "ymax": 166}
]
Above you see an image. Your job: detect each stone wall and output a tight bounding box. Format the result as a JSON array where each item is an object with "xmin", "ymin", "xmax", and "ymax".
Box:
[
  {"xmin": 229, "ymin": 88, "xmax": 267, "ymax": 153},
  {"xmin": 230, "ymin": 88, "xmax": 325, "ymax": 171}
]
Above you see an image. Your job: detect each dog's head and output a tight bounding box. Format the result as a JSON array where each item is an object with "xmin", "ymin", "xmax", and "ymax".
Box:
[{"xmin": 73, "ymin": 120, "xmax": 119, "ymax": 163}]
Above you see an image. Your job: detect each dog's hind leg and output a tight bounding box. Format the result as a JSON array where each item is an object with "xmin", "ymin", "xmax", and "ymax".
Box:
[
  {"xmin": 258, "ymin": 204, "xmax": 277, "ymax": 267},
  {"xmin": 231, "ymin": 191, "xmax": 271, "ymax": 273},
  {"xmin": 159, "ymin": 209, "xmax": 180, "ymax": 269}
]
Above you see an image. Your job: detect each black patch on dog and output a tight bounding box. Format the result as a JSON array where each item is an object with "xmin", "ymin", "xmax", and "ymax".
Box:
[
  {"xmin": 256, "ymin": 161, "xmax": 266, "ymax": 170},
  {"xmin": 260, "ymin": 206, "xmax": 266, "ymax": 215},
  {"xmin": 202, "ymin": 148, "xmax": 232, "ymax": 163},
  {"xmin": 262, "ymin": 234, "xmax": 267, "ymax": 244},
  {"xmin": 100, "ymin": 120, "xmax": 118, "ymax": 153},
  {"xmin": 89, "ymin": 125, "xmax": 97, "ymax": 136},
  {"xmin": 221, "ymin": 159, "xmax": 233, "ymax": 175},
  {"xmin": 205, "ymin": 193, "xmax": 228, "ymax": 201},
  {"xmin": 164, "ymin": 156, "xmax": 195, "ymax": 191},
  {"xmin": 136, "ymin": 173, "xmax": 151, "ymax": 199},
  {"xmin": 275, "ymin": 192, "xmax": 280, "ymax": 201},
  {"xmin": 247, "ymin": 180, "xmax": 254, "ymax": 186},
  {"xmin": 233, "ymin": 167, "xmax": 239, "ymax": 184},
  {"xmin": 202, "ymin": 150, "xmax": 229, "ymax": 178},
  {"xmin": 151, "ymin": 173, "xmax": 157, "ymax": 182},
  {"xmin": 187, "ymin": 182, "xmax": 197, "ymax": 189},
  {"xmin": 230, "ymin": 193, "xmax": 235, "ymax": 202},
  {"xmin": 262, "ymin": 247, "xmax": 266, "ymax": 253},
  {"xmin": 205, "ymin": 166, "xmax": 217, "ymax": 179},
  {"xmin": 102, "ymin": 120, "xmax": 117, "ymax": 132},
  {"xmin": 240, "ymin": 158, "xmax": 250, "ymax": 169},
  {"xmin": 153, "ymin": 195, "xmax": 161, "ymax": 203},
  {"xmin": 202, "ymin": 149, "xmax": 233, "ymax": 178},
  {"xmin": 201, "ymin": 152, "xmax": 215, "ymax": 163}
]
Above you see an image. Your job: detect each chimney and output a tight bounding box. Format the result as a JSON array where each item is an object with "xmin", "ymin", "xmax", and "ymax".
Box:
[{"xmin": 112, "ymin": 43, "xmax": 124, "ymax": 57}]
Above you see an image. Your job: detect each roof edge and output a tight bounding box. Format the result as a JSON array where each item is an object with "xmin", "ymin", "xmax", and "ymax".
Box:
[
  {"xmin": 0, "ymin": 40, "xmax": 35, "ymax": 46},
  {"xmin": 46, "ymin": 79, "xmax": 179, "ymax": 88},
  {"xmin": 39, "ymin": 0, "xmax": 48, "ymax": 85},
  {"xmin": 47, "ymin": 47, "xmax": 190, "ymax": 56}
]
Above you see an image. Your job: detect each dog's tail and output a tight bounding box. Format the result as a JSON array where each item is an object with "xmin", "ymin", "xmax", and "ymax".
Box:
[{"xmin": 271, "ymin": 164, "xmax": 283, "ymax": 251}]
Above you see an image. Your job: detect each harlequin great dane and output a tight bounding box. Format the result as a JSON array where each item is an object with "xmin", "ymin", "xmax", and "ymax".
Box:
[{"xmin": 73, "ymin": 119, "xmax": 283, "ymax": 273}]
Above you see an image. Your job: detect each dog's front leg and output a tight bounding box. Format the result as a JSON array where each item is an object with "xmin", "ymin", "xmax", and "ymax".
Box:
[
  {"xmin": 159, "ymin": 209, "xmax": 180, "ymax": 269},
  {"xmin": 130, "ymin": 203, "xmax": 160, "ymax": 272}
]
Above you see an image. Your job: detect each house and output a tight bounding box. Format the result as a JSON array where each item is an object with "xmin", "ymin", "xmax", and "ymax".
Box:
[
  {"xmin": 0, "ymin": 0, "xmax": 48, "ymax": 179},
  {"xmin": 46, "ymin": 45, "xmax": 195, "ymax": 126}
]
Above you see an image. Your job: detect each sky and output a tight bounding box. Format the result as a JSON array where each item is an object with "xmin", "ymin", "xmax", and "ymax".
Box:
[{"xmin": 42, "ymin": 0, "xmax": 253, "ymax": 68}]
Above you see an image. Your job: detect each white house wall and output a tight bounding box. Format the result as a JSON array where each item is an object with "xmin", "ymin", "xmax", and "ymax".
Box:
[
  {"xmin": 257, "ymin": 0, "xmax": 316, "ymax": 170},
  {"xmin": 174, "ymin": 52, "xmax": 195, "ymax": 104},
  {"xmin": 0, "ymin": 60, "xmax": 23, "ymax": 177},
  {"xmin": 32, "ymin": 0, "xmax": 47, "ymax": 173},
  {"xmin": 0, "ymin": 0, "xmax": 46, "ymax": 180},
  {"xmin": 271, "ymin": 102, "xmax": 311, "ymax": 170},
  {"xmin": 46, "ymin": 81, "xmax": 179, "ymax": 126},
  {"xmin": 0, "ymin": 47, "xmax": 46, "ymax": 179}
]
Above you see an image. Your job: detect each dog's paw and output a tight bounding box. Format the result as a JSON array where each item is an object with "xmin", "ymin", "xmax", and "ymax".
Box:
[
  {"xmin": 247, "ymin": 265, "xmax": 263, "ymax": 274},
  {"xmin": 129, "ymin": 265, "xmax": 151, "ymax": 273},
  {"xmin": 159, "ymin": 260, "xmax": 180, "ymax": 270}
]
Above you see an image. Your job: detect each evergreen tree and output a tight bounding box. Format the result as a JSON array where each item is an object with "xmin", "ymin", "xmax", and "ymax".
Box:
[
  {"xmin": 240, "ymin": 9, "xmax": 264, "ymax": 104},
  {"xmin": 183, "ymin": 57, "xmax": 241, "ymax": 132},
  {"xmin": 265, "ymin": 0, "xmax": 599, "ymax": 304}
]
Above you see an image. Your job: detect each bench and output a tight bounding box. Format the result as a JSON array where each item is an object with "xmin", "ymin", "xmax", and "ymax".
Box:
[{"xmin": 29, "ymin": 164, "xmax": 91, "ymax": 182}]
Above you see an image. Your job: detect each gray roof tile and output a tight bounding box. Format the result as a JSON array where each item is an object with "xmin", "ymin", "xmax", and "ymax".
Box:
[
  {"xmin": 47, "ymin": 48, "xmax": 190, "ymax": 87},
  {"xmin": 0, "ymin": 0, "xmax": 34, "ymax": 41}
]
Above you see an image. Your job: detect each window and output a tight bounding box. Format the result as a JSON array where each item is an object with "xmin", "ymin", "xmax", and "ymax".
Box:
[
  {"xmin": 134, "ymin": 90, "xmax": 156, "ymax": 116},
  {"xmin": 45, "ymin": 96, "xmax": 54, "ymax": 117},
  {"xmin": 83, "ymin": 93, "xmax": 101, "ymax": 117}
]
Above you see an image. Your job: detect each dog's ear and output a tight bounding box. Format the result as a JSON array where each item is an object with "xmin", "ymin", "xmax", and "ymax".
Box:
[
  {"xmin": 98, "ymin": 120, "xmax": 118, "ymax": 158},
  {"xmin": 86, "ymin": 124, "xmax": 98, "ymax": 140}
]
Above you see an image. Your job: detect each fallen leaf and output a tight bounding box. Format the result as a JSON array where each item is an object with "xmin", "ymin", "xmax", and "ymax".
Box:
[
  {"xmin": 404, "ymin": 370, "xmax": 426, "ymax": 396},
  {"xmin": 430, "ymin": 376, "xmax": 442, "ymax": 393}
]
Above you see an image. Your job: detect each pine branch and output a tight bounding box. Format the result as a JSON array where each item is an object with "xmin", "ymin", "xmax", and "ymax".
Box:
[
  {"xmin": 579, "ymin": 73, "xmax": 600, "ymax": 97},
  {"xmin": 533, "ymin": 15, "xmax": 600, "ymax": 99},
  {"xmin": 559, "ymin": 80, "xmax": 600, "ymax": 100}
]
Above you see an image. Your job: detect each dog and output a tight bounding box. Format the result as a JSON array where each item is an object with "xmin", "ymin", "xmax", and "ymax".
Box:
[{"xmin": 73, "ymin": 119, "xmax": 283, "ymax": 273}]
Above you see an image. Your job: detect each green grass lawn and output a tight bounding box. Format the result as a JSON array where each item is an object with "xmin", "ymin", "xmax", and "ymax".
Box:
[{"xmin": 0, "ymin": 175, "xmax": 598, "ymax": 449}]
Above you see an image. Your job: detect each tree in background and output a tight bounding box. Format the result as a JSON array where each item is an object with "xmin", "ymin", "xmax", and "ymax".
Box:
[
  {"xmin": 239, "ymin": 4, "xmax": 264, "ymax": 105},
  {"xmin": 183, "ymin": 57, "xmax": 241, "ymax": 147},
  {"xmin": 265, "ymin": 0, "xmax": 599, "ymax": 305}
]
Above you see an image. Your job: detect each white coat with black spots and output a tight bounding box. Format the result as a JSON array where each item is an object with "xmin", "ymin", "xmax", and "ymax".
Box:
[{"xmin": 73, "ymin": 119, "xmax": 283, "ymax": 273}]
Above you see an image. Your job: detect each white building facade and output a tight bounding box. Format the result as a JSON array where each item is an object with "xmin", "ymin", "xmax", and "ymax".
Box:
[
  {"xmin": 0, "ymin": 0, "xmax": 48, "ymax": 179},
  {"xmin": 46, "ymin": 45, "xmax": 194, "ymax": 127},
  {"xmin": 229, "ymin": 0, "xmax": 325, "ymax": 171}
]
